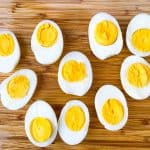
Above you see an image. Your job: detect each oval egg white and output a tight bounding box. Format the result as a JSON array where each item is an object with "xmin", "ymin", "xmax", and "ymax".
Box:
[
  {"xmin": 120, "ymin": 55, "xmax": 150, "ymax": 100},
  {"xmin": 58, "ymin": 100, "xmax": 89, "ymax": 145},
  {"xmin": 88, "ymin": 12, "xmax": 123, "ymax": 60},
  {"xmin": 58, "ymin": 51, "xmax": 93, "ymax": 96},
  {"xmin": 0, "ymin": 30, "xmax": 20, "ymax": 73},
  {"xmin": 126, "ymin": 13, "xmax": 150, "ymax": 57},
  {"xmin": 0, "ymin": 69, "xmax": 37, "ymax": 110},
  {"xmin": 95, "ymin": 85, "xmax": 128, "ymax": 131},
  {"xmin": 31, "ymin": 20, "xmax": 63, "ymax": 65},
  {"xmin": 25, "ymin": 100, "xmax": 58, "ymax": 147}
]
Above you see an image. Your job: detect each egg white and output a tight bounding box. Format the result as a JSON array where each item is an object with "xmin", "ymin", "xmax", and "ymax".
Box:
[
  {"xmin": 0, "ymin": 69, "xmax": 37, "ymax": 110},
  {"xmin": 58, "ymin": 100, "xmax": 89, "ymax": 145},
  {"xmin": 88, "ymin": 12, "xmax": 123, "ymax": 60},
  {"xmin": 95, "ymin": 85, "xmax": 128, "ymax": 131},
  {"xmin": 0, "ymin": 29, "xmax": 20, "ymax": 73},
  {"xmin": 126, "ymin": 13, "xmax": 150, "ymax": 57},
  {"xmin": 25, "ymin": 100, "xmax": 58, "ymax": 147},
  {"xmin": 120, "ymin": 55, "xmax": 150, "ymax": 100},
  {"xmin": 31, "ymin": 20, "xmax": 63, "ymax": 65},
  {"xmin": 58, "ymin": 51, "xmax": 93, "ymax": 96}
]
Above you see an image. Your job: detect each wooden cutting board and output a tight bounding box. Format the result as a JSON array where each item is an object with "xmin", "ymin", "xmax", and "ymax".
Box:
[{"xmin": 0, "ymin": 0, "xmax": 150, "ymax": 149}]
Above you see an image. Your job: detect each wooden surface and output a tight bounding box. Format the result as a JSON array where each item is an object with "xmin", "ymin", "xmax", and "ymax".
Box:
[{"xmin": 0, "ymin": 0, "xmax": 150, "ymax": 149}]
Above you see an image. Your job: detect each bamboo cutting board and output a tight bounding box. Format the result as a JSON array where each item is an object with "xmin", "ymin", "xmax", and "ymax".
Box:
[{"xmin": 0, "ymin": 0, "xmax": 150, "ymax": 149}]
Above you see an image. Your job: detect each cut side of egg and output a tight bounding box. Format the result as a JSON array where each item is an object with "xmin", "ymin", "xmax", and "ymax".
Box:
[
  {"xmin": 0, "ymin": 69, "xmax": 37, "ymax": 110},
  {"xmin": 126, "ymin": 13, "xmax": 150, "ymax": 57},
  {"xmin": 0, "ymin": 30, "xmax": 20, "ymax": 73},
  {"xmin": 31, "ymin": 20, "xmax": 63, "ymax": 65},
  {"xmin": 58, "ymin": 100, "xmax": 89, "ymax": 145},
  {"xmin": 58, "ymin": 51, "xmax": 93, "ymax": 96},
  {"xmin": 25, "ymin": 100, "xmax": 57, "ymax": 147},
  {"xmin": 120, "ymin": 55, "xmax": 150, "ymax": 100},
  {"xmin": 95, "ymin": 85, "xmax": 128, "ymax": 131},
  {"xmin": 88, "ymin": 12, "xmax": 123, "ymax": 60}
]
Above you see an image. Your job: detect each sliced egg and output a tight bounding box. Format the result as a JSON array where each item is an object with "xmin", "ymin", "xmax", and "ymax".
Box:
[
  {"xmin": 126, "ymin": 13, "xmax": 150, "ymax": 57},
  {"xmin": 120, "ymin": 55, "xmax": 150, "ymax": 100},
  {"xmin": 58, "ymin": 100, "xmax": 89, "ymax": 145},
  {"xmin": 0, "ymin": 69, "xmax": 37, "ymax": 110},
  {"xmin": 0, "ymin": 30, "xmax": 20, "ymax": 73},
  {"xmin": 88, "ymin": 12, "xmax": 123, "ymax": 60},
  {"xmin": 31, "ymin": 20, "xmax": 63, "ymax": 65},
  {"xmin": 25, "ymin": 100, "xmax": 57, "ymax": 147},
  {"xmin": 58, "ymin": 51, "xmax": 93, "ymax": 96},
  {"xmin": 95, "ymin": 85, "xmax": 128, "ymax": 131}
]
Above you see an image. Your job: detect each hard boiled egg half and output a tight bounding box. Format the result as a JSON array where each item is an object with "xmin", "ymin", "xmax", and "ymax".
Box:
[
  {"xmin": 0, "ymin": 69, "xmax": 37, "ymax": 110},
  {"xmin": 88, "ymin": 12, "xmax": 123, "ymax": 60},
  {"xmin": 31, "ymin": 20, "xmax": 63, "ymax": 65},
  {"xmin": 58, "ymin": 51, "xmax": 93, "ymax": 96},
  {"xmin": 95, "ymin": 85, "xmax": 128, "ymax": 131},
  {"xmin": 120, "ymin": 55, "xmax": 150, "ymax": 100},
  {"xmin": 0, "ymin": 30, "xmax": 20, "ymax": 73},
  {"xmin": 25, "ymin": 100, "xmax": 57, "ymax": 147},
  {"xmin": 126, "ymin": 13, "xmax": 150, "ymax": 57},
  {"xmin": 58, "ymin": 100, "xmax": 89, "ymax": 145}
]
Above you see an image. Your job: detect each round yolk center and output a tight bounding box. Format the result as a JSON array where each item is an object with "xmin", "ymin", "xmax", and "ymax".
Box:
[
  {"xmin": 131, "ymin": 28, "xmax": 150, "ymax": 52},
  {"xmin": 127, "ymin": 63, "xmax": 150, "ymax": 88},
  {"xmin": 65, "ymin": 106, "xmax": 85, "ymax": 131},
  {"xmin": 102, "ymin": 98, "xmax": 124, "ymax": 125},
  {"xmin": 30, "ymin": 117, "xmax": 53, "ymax": 142},
  {"xmin": 36, "ymin": 23, "xmax": 58, "ymax": 47},
  {"xmin": 62, "ymin": 60, "xmax": 87, "ymax": 82},
  {"xmin": 7, "ymin": 75, "xmax": 30, "ymax": 99},
  {"xmin": 94, "ymin": 20, "xmax": 118, "ymax": 46},
  {"xmin": 0, "ymin": 33, "xmax": 14, "ymax": 56}
]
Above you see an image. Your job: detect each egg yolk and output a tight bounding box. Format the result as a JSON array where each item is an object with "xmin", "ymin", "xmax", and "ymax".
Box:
[
  {"xmin": 127, "ymin": 63, "xmax": 150, "ymax": 88},
  {"xmin": 7, "ymin": 75, "xmax": 30, "ymax": 99},
  {"xmin": 36, "ymin": 23, "xmax": 58, "ymax": 47},
  {"xmin": 102, "ymin": 98, "xmax": 124, "ymax": 125},
  {"xmin": 65, "ymin": 106, "xmax": 85, "ymax": 131},
  {"xmin": 131, "ymin": 28, "xmax": 150, "ymax": 52},
  {"xmin": 0, "ymin": 33, "xmax": 14, "ymax": 56},
  {"xmin": 62, "ymin": 60, "xmax": 86, "ymax": 82},
  {"xmin": 94, "ymin": 20, "xmax": 118, "ymax": 46},
  {"xmin": 30, "ymin": 117, "xmax": 53, "ymax": 142}
]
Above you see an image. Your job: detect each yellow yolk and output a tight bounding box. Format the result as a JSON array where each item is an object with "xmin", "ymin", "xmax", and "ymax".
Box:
[
  {"xmin": 0, "ymin": 33, "xmax": 14, "ymax": 56},
  {"xmin": 7, "ymin": 75, "xmax": 30, "ymax": 99},
  {"xmin": 94, "ymin": 20, "xmax": 118, "ymax": 46},
  {"xmin": 62, "ymin": 60, "xmax": 86, "ymax": 82},
  {"xmin": 131, "ymin": 28, "xmax": 150, "ymax": 52},
  {"xmin": 30, "ymin": 117, "xmax": 53, "ymax": 142},
  {"xmin": 127, "ymin": 63, "xmax": 150, "ymax": 88},
  {"xmin": 102, "ymin": 98, "xmax": 124, "ymax": 125},
  {"xmin": 36, "ymin": 23, "xmax": 58, "ymax": 47},
  {"xmin": 65, "ymin": 106, "xmax": 85, "ymax": 131}
]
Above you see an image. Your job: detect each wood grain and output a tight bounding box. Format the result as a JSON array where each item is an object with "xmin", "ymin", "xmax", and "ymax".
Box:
[{"xmin": 0, "ymin": 0, "xmax": 150, "ymax": 149}]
